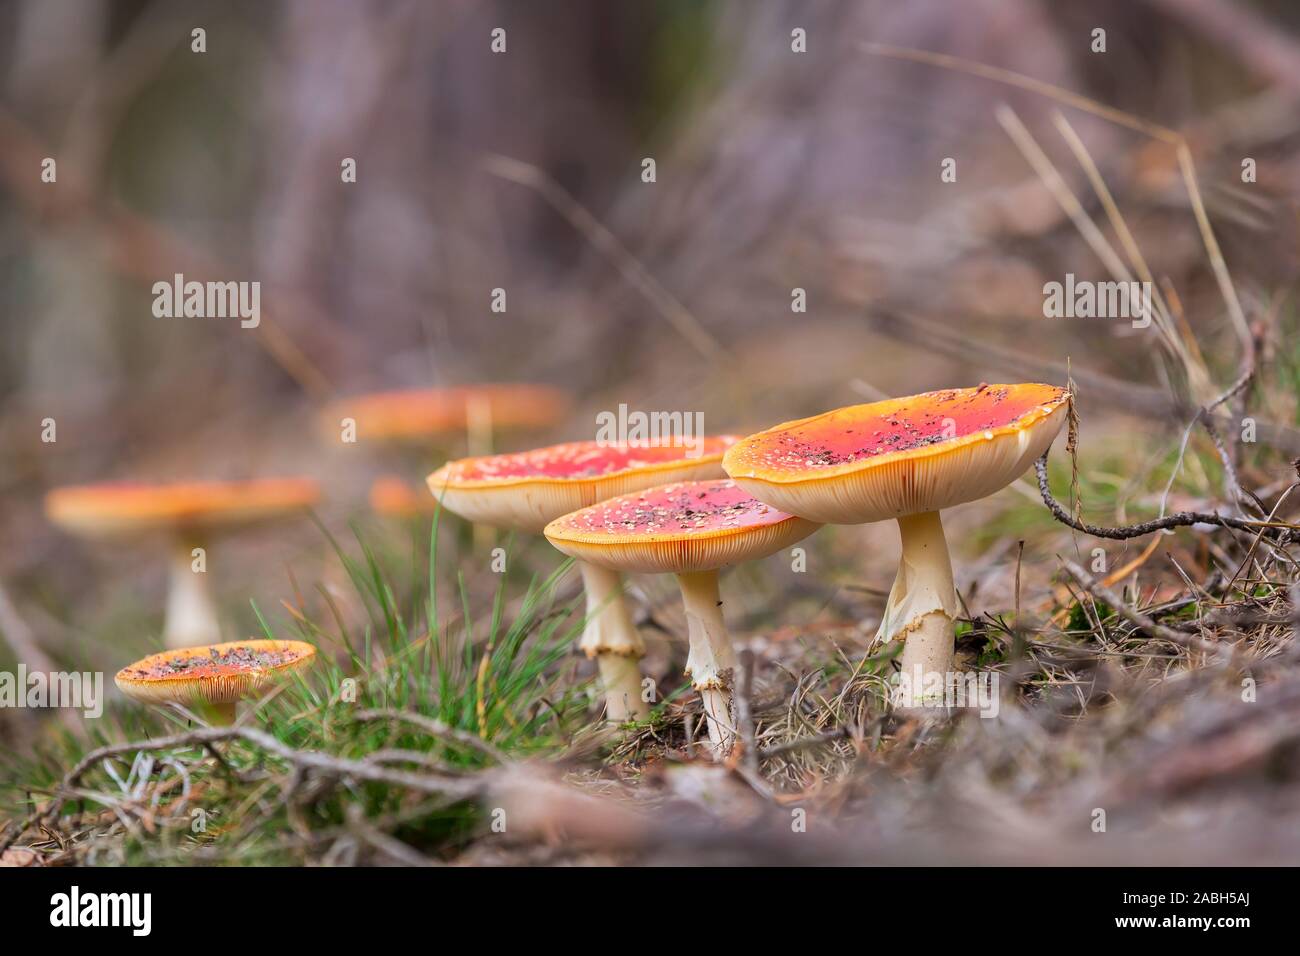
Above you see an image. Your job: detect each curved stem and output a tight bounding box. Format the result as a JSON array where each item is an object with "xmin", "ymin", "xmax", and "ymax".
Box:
[
  {"xmin": 877, "ymin": 511, "xmax": 958, "ymax": 708},
  {"xmin": 576, "ymin": 562, "xmax": 649, "ymax": 721},
  {"xmin": 163, "ymin": 538, "xmax": 222, "ymax": 650},
  {"xmin": 676, "ymin": 570, "xmax": 737, "ymax": 757}
]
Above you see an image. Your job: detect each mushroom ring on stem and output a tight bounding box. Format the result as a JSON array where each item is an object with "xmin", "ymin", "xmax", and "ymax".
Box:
[
  {"xmin": 45, "ymin": 479, "xmax": 320, "ymax": 650},
  {"xmin": 427, "ymin": 437, "xmax": 739, "ymax": 722},
  {"xmin": 115, "ymin": 639, "xmax": 317, "ymax": 726},
  {"xmin": 724, "ymin": 383, "xmax": 1070, "ymax": 709},
  {"xmin": 544, "ymin": 479, "xmax": 819, "ymax": 756}
]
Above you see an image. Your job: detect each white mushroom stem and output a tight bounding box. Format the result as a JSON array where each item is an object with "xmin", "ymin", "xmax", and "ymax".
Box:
[
  {"xmin": 876, "ymin": 511, "xmax": 959, "ymax": 708},
  {"xmin": 465, "ymin": 396, "xmax": 496, "ymax": 554},
  {"xmin": 675, "ymin": 570, "xmax": 738, "ymax": 757},
  {"xmin": 576, "ymin": 562, "xmax": 650, "ymax": 721},
  {"xmin": 464, "ymin": 393, "xmax": 495, "ymax": 458},
  {"xmin": 163, "ymin": 538, "xmax": 222, "ymax": 650},
  {"xmin": 201, "ymin": 700, "xmax": 237, "ymax": 726}
]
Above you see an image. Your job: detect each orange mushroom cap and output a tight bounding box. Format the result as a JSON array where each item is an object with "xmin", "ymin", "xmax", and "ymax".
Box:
[
  {"xmin": 723, "ymin": 383, "xmax": 1070, "ymax": 524},
  {"xmin": 544, "ymin": 479, "xmax": 819, "ymax": 574},
  {"xmin": 428, "ymin": 436, "xmax": 740, "ymax": 534},
  {"xmin": 323, "ymin": 384, "xmax": 571, "ymax": 442},
  {"xmin": 369, "ymin": 475, "xmax": 438, "ymax": 517},
  {"xmin": 114, "ymin": 639, "xmax": 316, "ymax": 708},
  {"xmin": 44, "ymin": 478, "xmax": 321, "ymax": 537}
]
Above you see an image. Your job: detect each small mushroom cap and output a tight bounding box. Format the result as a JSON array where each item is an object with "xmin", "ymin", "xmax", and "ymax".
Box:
[
  {"xmin": 544, "ymin": 479, "xmax": 820, "ymax": 574},
  {"xmin": 114, "ymin": 639, "xmax": 316, "ymax": 707},
  {"xmin": 323, "ymin": 384, "xmax": 571, "ymax": 442},
  {"xmin": 369, "ymin": 475, "xmax": 437, "ymax": 517},
  {"xmin": 428, "ymin": 436, "xmax": 740, "ymax": 534},
  {"xmin": 723, "ymin": 383, "xmax": 1069, "ymax": 524},
  {"xmin": 45, "ymin": 478, "xmax": 321, "ymax": 537}
]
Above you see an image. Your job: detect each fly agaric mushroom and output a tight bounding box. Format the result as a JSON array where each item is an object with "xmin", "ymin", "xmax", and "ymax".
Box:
[
  {"xmin": 369, "ymin": 475, "xmax": 439, "ymax": 518},
  {"xmin": 427, "ymin": 437, "xmax": 739, "ymax": 722},
  {"xmin": 45, "ymin": 479, "xmax": 320, "ymax": 650},
  {"xmin": 115, "ymin": 639, "xmax": 316, "ymax": 725},
  {"xmin": 723, "ymin": 383, "xmax": 1070, "ymax": 707},
  {"xmin": 323, "ymin": 383, "xmax": 571, "ymax": 456},
  {"xmin": 544, "ymin": 479, "xmax": 819, "ymax": 755}
]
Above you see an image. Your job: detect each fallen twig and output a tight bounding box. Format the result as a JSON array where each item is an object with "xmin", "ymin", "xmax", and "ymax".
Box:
[
  {"xmin": 0, "ymin": 724, "xmax": 489, "ymax": 856},
  {"xmin": 759, "ymin": 726, "xmax": 854, "ymax": 760},
  {"xmin": 1035, "ymin": 451, "xmax": 1287, "ymax": 540},
  {"xmin": 353, "ymin": 708, "xmax": 508, "ymax": 763},
  {"xmin": 1059, "ymin": 557, "xmax": 1232, "ymax": 661}
]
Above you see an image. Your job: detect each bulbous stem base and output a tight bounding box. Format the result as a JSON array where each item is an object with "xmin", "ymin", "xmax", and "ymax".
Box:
[
  {"xmin": 878, "ymin": 511, "xmax": 958, "ymax": 710},
  {"xmin": 677, "ymin": 570, "xmax": 738, "ymax": 758},
  {"xmin": 577, "ymin": 562, "xmax": 650, "ymax": 721}
]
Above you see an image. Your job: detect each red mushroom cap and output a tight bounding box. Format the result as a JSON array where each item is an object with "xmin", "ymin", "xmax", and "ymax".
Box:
[
  {"xmin": 544, "ymin": 479, "xmax": 819, "ymax": 574},
  {"xmin": 723, "ymin": 383, "xmax": 1070, "ymax": 523},
  {"xmin": 45, "ymin": 478, "xmax": 321, "ymax": 537},
  {"xmin": 323, "ymin": 384, "xmax": 571, "ymax": 442},
  {"xmin": 114, "ymin": 640, "xmax": 316, "ymax": 707},
  {"xmin": 427, "ymin": 436, "xmax": 739, "ymax": 533},
  {"xmin": 369, "ymin": 475, "xmax": 438, "ymax": 517}
]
